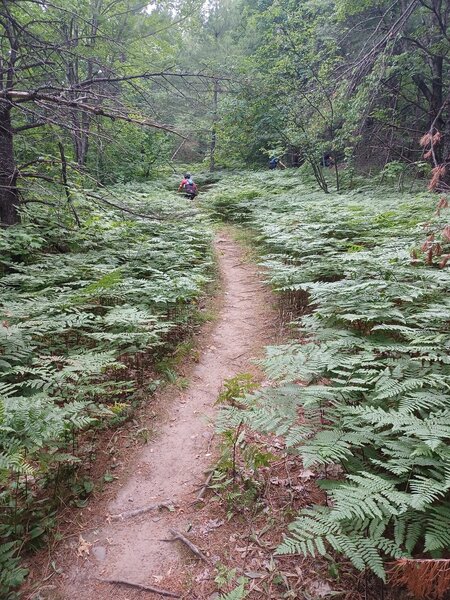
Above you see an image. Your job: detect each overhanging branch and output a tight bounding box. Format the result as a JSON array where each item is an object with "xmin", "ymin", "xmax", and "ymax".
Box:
[{"xmin": 2, "ymin": 90, "xmax": 184, "ymax": 137}]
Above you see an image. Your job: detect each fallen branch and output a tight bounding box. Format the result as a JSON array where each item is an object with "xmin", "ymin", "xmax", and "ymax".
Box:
[
  {"xmin": 171, "ymin": 139, "xmax": 187, "ymax": 161},
  {"xmin": 231, "ymin": 351, "xmax": 247, "ymax": 361},
  {"xmin": 103, "ymin": 578, "xmax": 181, "ymax": 598},
  {"xmin": 195, "ymin": 470, "xmax": 214, "ymax": 502},
  {"xmin": 110, "ymin": 502, "xmax": 174, "ymax": 521},
  {"xmin": 86, "ymin": 192, "xmax": 196, "ymax": 222},
  {"xmin": 162, "ymin": 528, "xmax": 211, "ymax": 564},
  {"xmin": 3, "ymin": 90, "xmax": 184, "ymax": 137},
  {"xmin": 85, "ymin": 192, "xmax": 164, "ymax": 220}
]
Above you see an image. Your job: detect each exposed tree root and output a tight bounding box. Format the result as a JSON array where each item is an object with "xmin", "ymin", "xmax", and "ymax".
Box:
[
  {"xmin": 103, "ymin": 578, "xmax": 181, "ymax": 597},
  {"xmin": 110, "ymin": 502, "xmax": 174, "ymax": 521},
  {"xmin": 162, "ymin": 528, "xmax": 211, "ymax": 564}
]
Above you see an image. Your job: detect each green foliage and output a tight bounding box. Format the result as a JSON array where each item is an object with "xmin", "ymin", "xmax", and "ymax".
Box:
[
  {"xmin": 217, "ymin": 373, "xmax": 259, "ymax": 406},
  {"xmin": 0, "ymin": 542, "xmax": 29, "ymax": 599},
  {"xmin": 213, "ymin": 374, "xmax": 275, "ymax": 518},
  {"xmin": 207, "ymin": 0, "xmax": 450, "ymax": 193},
  {"xmin": 215, "ymin": 563, "xmax": 248, "ymax": 599},
  {"xmin": 0, "ymin": 183, "xmax": 213, "ymax": 593},
  {"xmin": 3, "ymin": 0, "xmax": 183, "ymax": 189},
  {"xmin": 212, "ymin": 171, "xmax": 450, "ymax": 580},
  {"xmin": 219, "ymin": 581, "xmax": 248, "ymax": 600}
]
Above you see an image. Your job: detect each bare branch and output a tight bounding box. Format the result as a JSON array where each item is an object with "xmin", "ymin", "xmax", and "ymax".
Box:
[{"xmin": 2, "ymin": 90, "xmax": 184, "ymax": 136}]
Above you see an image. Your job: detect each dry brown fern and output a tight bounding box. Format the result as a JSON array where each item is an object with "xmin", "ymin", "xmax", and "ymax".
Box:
[{"xmin": 388, "ymin": 558, "xmax": 450, "ymax": 599}]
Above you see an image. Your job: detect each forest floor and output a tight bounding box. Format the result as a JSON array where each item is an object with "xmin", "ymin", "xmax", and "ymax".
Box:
[{"xmin": 25, "ymin": 229, "xmax": 282, "ymax": 600}]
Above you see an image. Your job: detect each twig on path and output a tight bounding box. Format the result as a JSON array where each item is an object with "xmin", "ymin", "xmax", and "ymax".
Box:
[
  {"xmin": 230, "ymin": 351, "xmax": 247, "ymax": 361},
  {"xmin": 109, "ymin": 502, "xmax": 174, "ymax": 521},
  {"xmin": 193, "ymin": 470, "xmax": 214, "ymax": 503},
  {"xmin": 203, "ymin": 432, "xmax": 215, "ymax": 455},
  {"xmin": 162, "ymin": 528, "xmax": 211, "ymax": 564},
  {"xmin": 102, "ymin": 578, "xmax": 181, "ymax": 597}
]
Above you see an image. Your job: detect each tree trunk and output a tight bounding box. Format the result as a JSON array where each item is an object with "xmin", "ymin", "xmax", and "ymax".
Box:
[
  {"xmin": 430, "ymin": 56, "xmax": 443, "ymax": 122},
  {"xmin": 65, "ymin": 18, "xmax": 91, "ymax": 166},
  {"xmin": 0, "ymin": 107, "xmax": 20, "ymax": 226},
  {"xmin": 209, "ymin": 78, "xmax": 219, "ymax": 172},
  {"xmin": 441, "ymin": 108, "xmax": 450, "ymax": 187},
  {"xmin": 75, "ymin": 58, "xmax": 93, "ymax": 166},
  {"xmin": 74, "ymin": 110, "xmax": 91, "ymax": 166}
]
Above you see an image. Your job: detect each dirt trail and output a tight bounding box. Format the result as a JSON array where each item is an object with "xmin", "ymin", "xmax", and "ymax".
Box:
[{"xmin": 52, "ymin": 231, "xmax": 276, "ymax": 599}]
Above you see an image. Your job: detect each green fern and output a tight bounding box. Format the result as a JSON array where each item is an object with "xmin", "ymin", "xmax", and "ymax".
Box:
[
  {"xmin": 219, "ymin": 581, "xmax": 248, "ymax": 600},
  {"xmin": 213, "ymin": 173, "xmax": 450, "ymax": 580},
  {"xmin": 0, "ymin": 181, "xmax": 214, "ymax": 594}
]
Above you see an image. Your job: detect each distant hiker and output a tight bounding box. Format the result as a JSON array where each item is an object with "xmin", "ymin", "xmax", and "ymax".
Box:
[
  {"xmin": 269, "ymin": 157, "xmax": 279, "ymax": 170},
  {"xmin": 322, "ymin": 153, "xmax": 334, "ymax": 168},
  {"xmin": 178, "ymin": 173, "xmax": 198, "ymax": 200}
]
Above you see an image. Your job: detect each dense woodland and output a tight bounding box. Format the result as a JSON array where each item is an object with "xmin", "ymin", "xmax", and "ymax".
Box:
[{"xmin": 0, "ymin": 0, "xmax": 449, "ymax": 598}]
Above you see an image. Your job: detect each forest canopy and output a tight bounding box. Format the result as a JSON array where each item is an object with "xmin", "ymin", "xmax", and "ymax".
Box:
[{"xmin": 0, "ymin": 0, "xmax": 449, "ymax": 225}]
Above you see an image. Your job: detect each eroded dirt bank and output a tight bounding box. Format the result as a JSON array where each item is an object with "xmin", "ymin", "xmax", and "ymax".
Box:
[{"xmin": 37, "ymin": 230, "xmax": 277, "ymax": 599}]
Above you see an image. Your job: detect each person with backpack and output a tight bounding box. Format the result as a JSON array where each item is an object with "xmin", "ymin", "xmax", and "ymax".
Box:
[
  {"xmin": 322, "ymin": 153, "xmax": 334, "ymax": 168},
  {"xmin": 178, "ymin": 173, "xmax": 198, "ymax": 200},
  {"xmin": 268, "ymin": 156, "xmax": 286, "ymax": 170}
]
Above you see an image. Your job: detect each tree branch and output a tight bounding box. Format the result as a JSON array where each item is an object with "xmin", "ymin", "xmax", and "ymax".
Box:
[{"xmin": 1, "ymin": 89, "xmax": 184, "ymax": 137}]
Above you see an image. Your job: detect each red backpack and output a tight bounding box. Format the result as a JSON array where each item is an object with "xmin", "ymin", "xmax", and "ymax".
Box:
[{"xmin": 184, "ymin": 179, "xmax": 197, "ymax": 195}]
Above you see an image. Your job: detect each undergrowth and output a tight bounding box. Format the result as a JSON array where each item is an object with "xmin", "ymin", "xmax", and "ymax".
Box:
[
  {"xmin": 208, "ymin": 170, "xmax": 450, "ymax": 595},
  {"xmin": 0, "ymin": 182, "xmax": 213, "ymax": 596}
]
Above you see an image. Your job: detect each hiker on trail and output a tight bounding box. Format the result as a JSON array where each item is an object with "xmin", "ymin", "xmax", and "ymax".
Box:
[
  {"xmin": 269, "ymin": 156, "xmax": 279, "ymax": 170},
  {"xmin": 269, "ymin": 156, "xmax": 286, "ymax": 170},
  {"xmin": 178, "ymin": 173, "xmax": 198, "ymax": 200},
  {"xmin": 322, "ymin": 153, "xmax": 334, "ymax": 168}
]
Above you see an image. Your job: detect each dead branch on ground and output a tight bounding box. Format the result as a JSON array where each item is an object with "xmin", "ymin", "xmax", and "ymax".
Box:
[
  {"xmin": 109, "ymin": 502, "xmax": 175, "ymax": 521},
  {"xmin": 103, "ymin": 578, "xmax": 181, "ymax": 598},
  {"xmin": 162, "ymin": 528, "xmax": 211, "ymax": 565}
]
